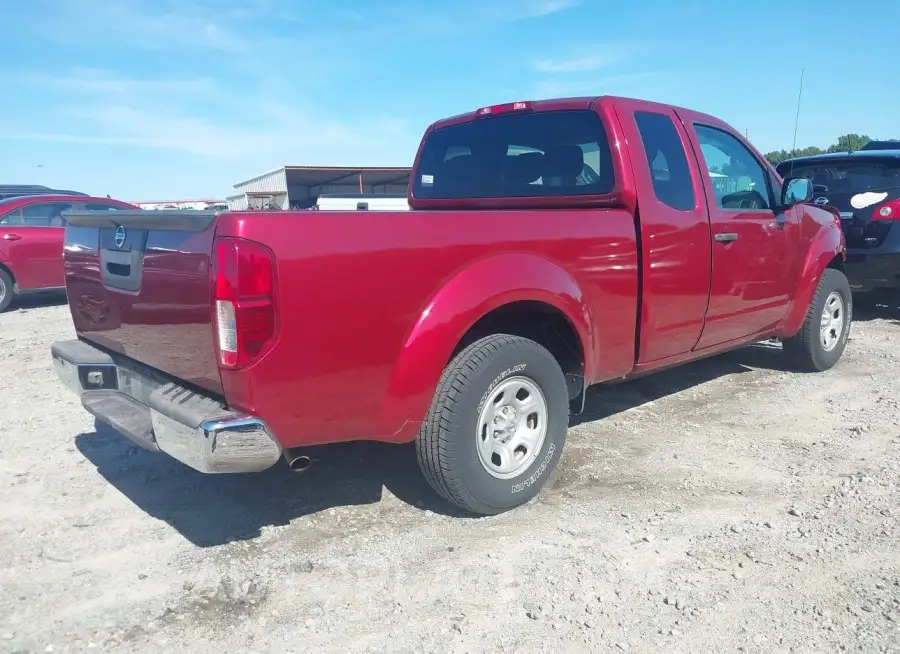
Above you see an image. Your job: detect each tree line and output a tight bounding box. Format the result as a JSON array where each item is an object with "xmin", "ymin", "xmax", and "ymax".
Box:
[{"xmin": 764, "ymin": 134, "xmax": 900, "ymax": 166}]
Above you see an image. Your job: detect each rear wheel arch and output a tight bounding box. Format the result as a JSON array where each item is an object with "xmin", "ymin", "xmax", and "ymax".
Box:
[
  {"xmin": 451, "ymin": 300, "xmax": 587, "ymax": 403},
  {"xmin": 380, "ymin": 254, "xmax": 595, "ymax": 436}
]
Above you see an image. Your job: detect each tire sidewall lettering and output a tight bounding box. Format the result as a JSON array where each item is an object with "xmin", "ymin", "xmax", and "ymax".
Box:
[
  {"xmin": 839, "ymin": 290, "xmax": 852, "ymax": 347},
  {"xmin": 510, "ymin": 442, "xmax": 556, "ymax": 494},
  {"xmin": 476, "ymin": 363, "xmax": 526, "ymax": 414}
]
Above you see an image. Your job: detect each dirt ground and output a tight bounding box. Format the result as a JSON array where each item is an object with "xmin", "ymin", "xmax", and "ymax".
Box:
[{"xmin": 1, "ymin": 295, "xmax": 898, "ymax": 653}]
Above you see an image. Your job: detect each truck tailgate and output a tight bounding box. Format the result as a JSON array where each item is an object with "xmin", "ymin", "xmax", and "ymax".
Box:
[{"xmin": 61, "ymin": 210, "xmax": 222, "ymax": 394}]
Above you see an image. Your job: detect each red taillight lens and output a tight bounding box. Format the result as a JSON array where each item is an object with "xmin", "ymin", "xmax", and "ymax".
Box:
[
  {"xmin": 872, "ymin": 198, "xmax": 900, "ymax": 220},
  {"xmin": 213, "ymin": 237, "xmax": 276, "ymax": 369}
]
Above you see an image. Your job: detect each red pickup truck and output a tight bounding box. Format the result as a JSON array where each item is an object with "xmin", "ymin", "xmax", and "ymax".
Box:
[
  {"xmin": 0, "ymin": 194, "xmax": 136, "ymax": 312},
  {"xmin": 51, "ymin": 96, "xmax": 850, "ymax": 515}
]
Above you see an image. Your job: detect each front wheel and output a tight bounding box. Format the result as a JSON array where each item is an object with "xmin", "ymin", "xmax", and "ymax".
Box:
[
  {"xmin": 416, "ymin": 334, "xmax": 569, "ymax": 515},
  {"xmin": 782, "ymin": 268, "xmax": 852, "ymax": 372}
]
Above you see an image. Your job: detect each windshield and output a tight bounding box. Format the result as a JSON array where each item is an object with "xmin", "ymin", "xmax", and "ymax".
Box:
[
  {"xmin": 412, "ymin": 109, "xmax": 614, "ymax": 199},
  {"xmin": 776, "ymin": 158, "xmax": 900, "ymax": 210}
]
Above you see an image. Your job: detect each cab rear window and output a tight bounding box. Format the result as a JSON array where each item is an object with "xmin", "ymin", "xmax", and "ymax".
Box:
[{"xmin": 412, "ymin": 109, "xmax": 614, "ymax": 199}]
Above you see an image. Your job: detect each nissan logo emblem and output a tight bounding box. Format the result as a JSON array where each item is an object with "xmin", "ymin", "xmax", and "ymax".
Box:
[
  {"xmin": 814, "ymin": 197, "xmax": 829, "ymax": 205},
  {"xmin": 114, "ymin": 225, "xmax": 126, "ymax": 248}
]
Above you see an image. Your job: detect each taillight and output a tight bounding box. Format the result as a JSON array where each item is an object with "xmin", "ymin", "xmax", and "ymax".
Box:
[
  {"xmin": 872, "ymin": 198, "xmax": 900, "ymax": 220},
  {"xmin": 213, "ymin": 237, "xmax": 276, "ymax": 369}
]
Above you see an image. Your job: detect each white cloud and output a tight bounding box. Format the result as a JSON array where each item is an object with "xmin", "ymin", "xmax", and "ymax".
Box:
[
  {"xmin": 14, "ymin": 69, "xmax": 218, "ymax": 95},
  {"xmin": 518, "ymin": 0, "xmax": 579, "ymax": 19},
  {"xmin": 35, "ymin": 0, "xmax": 251, "ymax": 53},
  {"xmin": 534, "ymin": 56, "xmax": 614, "ymax": 73},
  {"xmin": 533, "ymin": 42, "xmax": 646, "ymax": 73},
  {"xmin": 531, "ymin": 72, "xmax": 665, "ymax": 98},
  {"xmin": 0, "ymin": 69, "xmax": 419, "ymax": 165}
]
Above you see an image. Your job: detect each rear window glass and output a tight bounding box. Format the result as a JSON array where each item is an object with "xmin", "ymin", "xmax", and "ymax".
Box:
[
  {"xmin": 412, "ymin": 110, "xmax": 614, "ymax": 199},
  {"xmin": 776, "ymin": 158, "xmax": 900, "ymax": 196}
]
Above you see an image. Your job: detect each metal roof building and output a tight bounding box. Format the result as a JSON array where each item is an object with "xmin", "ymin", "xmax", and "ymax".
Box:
[{"xmin": 227, "ymin": 165, "xmax": 411, "ymax": 210}]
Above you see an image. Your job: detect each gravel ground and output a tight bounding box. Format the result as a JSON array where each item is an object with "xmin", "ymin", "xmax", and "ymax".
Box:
[{"xmin": 1, "ymin": 295, "xmax": 899, "ymax": 653}]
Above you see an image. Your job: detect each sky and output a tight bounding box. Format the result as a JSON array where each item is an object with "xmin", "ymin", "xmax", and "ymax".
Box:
[{"xmin": 1, "ymin": 0, "xmax": 897, "ymax": 201}]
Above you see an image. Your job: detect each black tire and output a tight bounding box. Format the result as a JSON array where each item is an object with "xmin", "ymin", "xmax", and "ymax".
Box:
[
  {"xmin": 782, "ymin": 268, "xmax": 852, "ymax": 372},
  {"xmin": 416, "ymin": 334, "xmax": 569, "ymax": 515},
  {"xmin": 0, "ymin": 268, "xmax": 13, "ymax": 313}
]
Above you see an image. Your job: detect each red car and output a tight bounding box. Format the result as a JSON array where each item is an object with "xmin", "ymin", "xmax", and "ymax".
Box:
[
  {"xmin": 0, "ymin": 194, "xmax": 136, "ymax": 312},
  {"xmin": 51, "ymin": 96, "xmax": 849, "ymax": 515}
]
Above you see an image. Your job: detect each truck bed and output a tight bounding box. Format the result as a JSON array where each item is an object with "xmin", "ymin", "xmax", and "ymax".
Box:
[{"xmin": 62, "ymin": 207, "xmax": 640, "ymax": 445}]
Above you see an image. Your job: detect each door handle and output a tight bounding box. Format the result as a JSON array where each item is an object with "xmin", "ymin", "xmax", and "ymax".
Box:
[
  {"xmin": 2, "ymin": 234, "xmax": 22, "ymax": 241},
  {"xmin": 714, "ymin": 233, "xmax": 738, "ymax": 243}
]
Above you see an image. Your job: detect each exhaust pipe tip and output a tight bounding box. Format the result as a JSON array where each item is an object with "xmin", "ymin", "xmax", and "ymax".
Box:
[{"xmin": 284, "ymin": 452, "xmax": 311, "ymax": 473}]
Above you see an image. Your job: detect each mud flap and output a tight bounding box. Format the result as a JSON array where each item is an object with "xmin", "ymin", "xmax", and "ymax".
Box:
[{"xmin": 566, "ymin": 373, "xmax": 586, "ymax": 415}]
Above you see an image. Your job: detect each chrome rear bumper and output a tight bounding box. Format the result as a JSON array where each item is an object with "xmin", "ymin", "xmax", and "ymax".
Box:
[{"xmin": 51, "ymin": 339, "xmax": 282, "ymax": 473}]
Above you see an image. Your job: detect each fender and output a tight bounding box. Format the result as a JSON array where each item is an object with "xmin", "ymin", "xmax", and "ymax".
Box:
[
  {"xmin": 376, "ymin": 253, "xmax": 595, "ymax": 437},
  {"xmin": 781, "ymin": 218, "xmax": 845, "ymax": 337}
]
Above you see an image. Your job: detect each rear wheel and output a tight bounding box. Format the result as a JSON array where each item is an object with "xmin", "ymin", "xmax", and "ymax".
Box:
[
  {"xmin": 0, "ymin": 268, "xmax": 13, "ymax": 313},
  {"xmin": 782, "ymin": 268, "xmax": 852, "ymax": 372},
  {"xmin": 416, "ymin": 334, "xmax": 569, "ymax": 515}
]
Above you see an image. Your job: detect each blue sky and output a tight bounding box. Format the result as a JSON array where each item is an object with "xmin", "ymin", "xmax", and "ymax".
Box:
[{"xmin": 1, "ymin": 0, "xmax": 897, "ymax": 201}]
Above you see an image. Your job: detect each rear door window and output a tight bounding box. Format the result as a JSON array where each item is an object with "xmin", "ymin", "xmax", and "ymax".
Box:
[
  {"xmin": 413, "ymin": 109, "xmax": 614, "ymax": 199},
  {"xmin": 634, "ymin": 111, "xmax": 696, "ymax": 211}
]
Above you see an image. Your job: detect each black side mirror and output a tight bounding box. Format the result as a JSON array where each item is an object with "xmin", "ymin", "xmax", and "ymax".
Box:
[{"xmin": 781, "ymin": 176, "xmax": 813, "ymax": 207}]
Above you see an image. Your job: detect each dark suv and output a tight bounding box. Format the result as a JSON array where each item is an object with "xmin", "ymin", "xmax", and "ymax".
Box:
[{"xmin": 776, "ymin": 150, "xmax": 900, "ymax": 296}]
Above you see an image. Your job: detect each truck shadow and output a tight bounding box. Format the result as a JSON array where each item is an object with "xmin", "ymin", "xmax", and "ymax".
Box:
[
  {"xmin": 12, "ymin": 290, "xmax": 68, "ymax": 311},
  {"xmin": 74, "ymin": 342, "xmax": 794, "ymax": 547},
  {"xmin": 853, "ymin": 294, "xmax": 900, "ymax": 325}
]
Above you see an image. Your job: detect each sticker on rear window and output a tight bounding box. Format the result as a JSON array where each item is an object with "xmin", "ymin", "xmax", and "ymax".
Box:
[
  {"xmin": 421, "ymin": 174, "xmax": 434, "ymax": 186},
  {"xmin": 850, "ymin": 191, "xmax": 888, "ymax": 209}
]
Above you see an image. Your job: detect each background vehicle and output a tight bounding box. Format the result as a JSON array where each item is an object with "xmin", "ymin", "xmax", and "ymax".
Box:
[
  {"xmin": 313, "ymin": 194, "xmax": 410, "ymax": 211},
  {"xmin": 776, "ymin": 150, "xmax": 900, "ymax": 296},
  {"xmin": 0, "ymin": 194, "xmax": 137, "ymax": 312},
  {"xmin": 0, "ymin": 184, "xmax": 89, "ymax": 201},
  {"xmin": 860, "ymin": 140, "xmax": 900, "ymax": 152},
  {"xmin": 51, "ymin": 96, "xmax": 848, "ymax": 516}
]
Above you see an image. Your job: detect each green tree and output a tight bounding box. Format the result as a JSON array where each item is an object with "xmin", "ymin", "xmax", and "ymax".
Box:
[
  {"xmin": 764, "ymin": 145, "xmax": 825, "ymax": 166},
  {"xmin": 826, "ymin": 133, "xmax": 871, "ymax": 153}
]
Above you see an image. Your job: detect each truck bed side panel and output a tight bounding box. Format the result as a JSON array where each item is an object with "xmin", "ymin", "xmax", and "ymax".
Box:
[{"xmin": 214, "ymin": 208, "xmax": 638, "ymax": 448}]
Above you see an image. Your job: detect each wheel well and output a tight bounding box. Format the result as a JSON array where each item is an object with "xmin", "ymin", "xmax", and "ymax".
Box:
[
  {"xmin": 0, "ymin": 262, "xmax": 13, "ymax": 283},
  {"xmin": 453, "ymin": 301, "xmax": 585, "ymax": 399},
  {"xmin": 827, "ymin": 254, "xmax": 846, "ymax": 274}
]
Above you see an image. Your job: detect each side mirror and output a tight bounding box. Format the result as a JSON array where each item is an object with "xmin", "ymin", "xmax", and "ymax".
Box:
[{"xmin": 781, "ymin": 176, "xmax": 813, "ymax": 207}]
